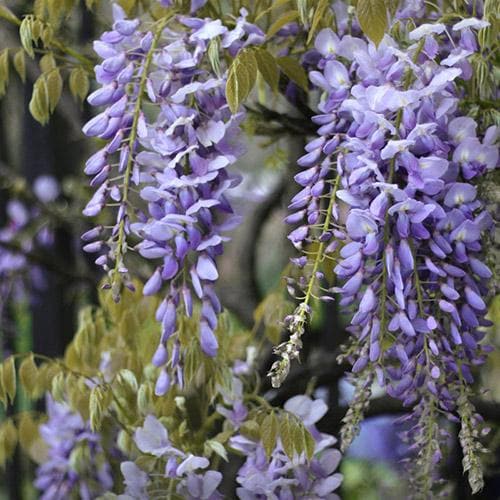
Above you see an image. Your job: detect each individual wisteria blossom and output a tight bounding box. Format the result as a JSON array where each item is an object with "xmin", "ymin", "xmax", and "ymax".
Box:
[
  {"xmin": 34, "ymin": 395, "xmax": 113, "ymax": 500},
  {"xmin": 282, "ymin": 11, "xmax": 498, "ymax": 493},
  {"xmin": 118, "ymin": 415, "xmax": 223, "ymax": 499},
  {"xmin": 82, "ymin": 4, "xmax": 264, "ymax": 395},
  {"xmin": 231, "ymin": 395, "xmax": 343, "ymax": 499}
]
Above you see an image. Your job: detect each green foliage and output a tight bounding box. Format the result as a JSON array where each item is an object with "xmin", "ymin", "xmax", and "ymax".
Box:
[
  {"xmin": 306, "ymin": 0, "xmax": 331, "ymax": 44},
  {"xmin": 275, "ymin": 56, "xmax": 308, "ymax": 90},
  {"xmin": 69, "ymin": 66, "xmax": 90, "ymax": 101},
  {"xmin": 12, "ymin": 48, "xmax": 26, "ymax": 82},
  {"xmin": 356, "ymin": 0, "xmax": 389, "ymax": 46},
  {"xmin": 238, "ymin": 407, "xmax": 316, "ymax": 461},
  {"xmin": 267, "ymin": 10, "xmax": 299, "ymax": 38}
]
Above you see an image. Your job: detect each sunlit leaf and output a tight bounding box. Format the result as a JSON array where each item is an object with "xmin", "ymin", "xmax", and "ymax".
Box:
[
  {"xmin": 356, "ymin": 0, "xmax": 388, "ymax": 46},
  {"xmin": 254, "ymin": 48, "xmax": 279, "ymax": 92}
]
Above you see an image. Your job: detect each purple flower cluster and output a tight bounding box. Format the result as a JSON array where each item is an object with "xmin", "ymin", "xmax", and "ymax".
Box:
[
  {"xmin": 82, "ymin": 6, "xmax": 264, "ymax": 394},
  {"xmin": 0, "ymin": 177, "xmax": 59, "ymax": 313},
  {"xmin": 34, "ymin": 395, "xmax": 113, "ymax": 500},
  {"xmin": 231, "ymin": 395, "xmax": 343, "ymax": 499},
  {"xmin": 120, "ymin": 414, "xmax": 223, "ymax": 499},
  {"xmin": 284, "ymin": 13, "xmax": 497, "ymax": 473}
]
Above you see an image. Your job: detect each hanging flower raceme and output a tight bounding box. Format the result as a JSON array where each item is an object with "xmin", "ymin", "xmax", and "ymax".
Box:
[
  {"xmin": 281, "ymin": 13, "xmax": 498, "ymax": 494},
  {"xmin": 231, "ymin": 395, "xmax": 343, "ymax": 499},
  {"xmin": 0, "ymin": 176, "xmax": 59, "ymax": 314},
  {"xmin": 119, "ymin": 414, "xmax": 224, "ymax": 499},
  {"xmin": 34, "ymin": 395, "xmax": 113, "ymax": 500},
  {"xmin": 82, "ymin": 5, "xmax": 264, "ymax": 395}
]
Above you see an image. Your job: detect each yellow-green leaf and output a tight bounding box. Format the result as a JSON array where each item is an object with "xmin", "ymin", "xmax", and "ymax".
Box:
[
  {"xmin": 276, "ymin": 56, "xmax": 308, "ymax": 91},
  {"xmin": 0, "ymin": 419, "xmax": 18, "ymax": 467},
  {"xmin": 19, "ymin": 354, "xmax": 38, "ymax": 397},
  {"xmin": 295, "ymin": 0, "xmax": 308, "ymax": 25},
  {"xmin": 304, "ymin": 427, "xmax": 316, "ymax": 460},
  {"xmin": 240, "ymin": 420, "xmax": 261, "ymax": 441},
  {"xmin": 17, "ymin": 413, "xmax": 39, "ymax": 453},
  {"xmin": 0, "ymin": 365, "xmax": 6, "ymax": 408},
  {"xmin": 254, "ymin": 48, "xmax": 279, "ymax": 92},
  {"xmin": 39, "ymin": 53, "xmax": 56, "ymax": 73},
  {"xmin": 267, "ymin": 10, "xmax": 299, "ymax": 39},
  {"xmin": 279, "ymin": 414, "xmax": 295, "ymax": 459},
  {"xmin": 307, "ymin": 0, "xmax": 330, "ymax": 44},
  {"xmin": 2, "ymin": 356, "xmax": 16, "ymax": 405},
  {"xmin": 13, "ymin": 49, "xmax": 26, "ymax": 82},
  {"xmin": 51, "ymin": 371, "xmax": 66, "ymax": 402},
  {"xmin": 29, "ymin": 75, "xmax": 50, "ymax": 125},
  {"xmin": 255, "ymin": 0, "xmax": 291, "ymax": 22},
  {"xmin": 19, "ymin": 17, "xmax": 34, "ymax": 58},
  {"xmin": 356, "ymin": 0, "xmax": 388, "ymax": 46},
  {"xmin": 45, "ymin": 68, "xmax": 63, "ymax": 112},
  {"xmin": 262, "ymin": 412, "xmax": 279, "ymax": 458},
  {"xmin": 0, "ymin": 49, "xmax": 9, "ymax": 97},
  {"xmin": 68, "ymin": 66, "xmax": 89, "ymax": 101},
  {"xmin": 89, "ymin": 386, "xmax": 104, "ymax": 432},
  {"xmin": 226, "ymin": 51, "xmax": 257, "ymax": 113}
]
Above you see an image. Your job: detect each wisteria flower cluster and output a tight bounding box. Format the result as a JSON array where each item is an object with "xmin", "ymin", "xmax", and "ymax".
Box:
[
  {"xmin": 82, "ymin": 5, "xmax": 264, "ymax": 394},
  {"xmin": 34, "ymin": 395, "xmax": 113, "ymax": 500},
  {"xmin": 281, "ymin": 9, "xmax": 497, "ymax": 493},
  {"xmin": 0, "ymin": 176, "xmax": 59, "ymax": 314},
  {"xmin": 119, "ymin": 414, "xmax": 223, "ymax": 499},
  {"xmin": 231, "ymin": 395, "xmax": 342, "ymax": 499}
]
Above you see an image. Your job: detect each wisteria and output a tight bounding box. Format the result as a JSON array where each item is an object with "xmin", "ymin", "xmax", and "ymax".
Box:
[
  {"xmin": 281, "ymin": 9, "xmax": 497, "ymax": 494},
  {"xmin": 231, "ymin": 395, "xmax": 342, "ymax": 499},
  {"xmin": 0, "ymin": 0, "xmax": 498, "ymax": 497},
  {"xmin": 0, "ymin": 176, "xmax": 59, "ymax": 314},
  {"xmin": 82, "ymin": 5, "xmax": 266, "ymax": 394},
  {"xmin": 34, "ymin": 396, "xmax": 113, "ymax": 500},
  {"xmin": 119, "ymin": 414, "xmax": 224, "ymax": 499}
]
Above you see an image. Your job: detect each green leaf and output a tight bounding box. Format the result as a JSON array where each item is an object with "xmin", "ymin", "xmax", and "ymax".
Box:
[
  {"xmin": 2, "ymin": 356, "xmax": 16, "ymax": 405},
  {"xmin": 262, "ymin": 413, "xmax": 279, "ymax": 458},
  {"xmin": 39, "ymin": 53, "xmax": 56, "ymax": 73},
  {"xmin": 13, "ymin": 49, "xmax": 26, "ymax": 82},
  {"xmin": 0, "ymin": 365, "xmax": 6, "ymax": 408},
  {"xmin": 89, "ymin": 386, "xmax": 105, "ymax": 431},
  {"xmin": 295, "ymin": 0, "xmax": 308, "ymax": 25},
  {"xmin": 240, "ymin": 420, "xmax": 261, "ymax": 441},
  {"xmin": 29, "ymin": 75, "xmax": 50, "ymax": 125},
  {"xmin": 254, "ymin": 48, "xmax": 279, "ymax": 92},
  {"xmin": 17, "ymin": 413, "xmax": 39, "ymax": 455},
  {"xmin": 19, "ymin": 354, "xmax": 38, "ymax": 397},
  {"xmin": 307, "ymin": 0, "xmax": 330, "ymax": 44},
  {"xmin": 267, "ymin": 10, "xmax": 299, "ymax": 38},
  {"xmin": 0, "ymin": 419, "xmax": 18, "ymax": 467},
  {"xmin": 226, "ymin": 50, "xmax": 257, "ymax": 113},
  {"xmin": 356, "ymin": 0, "xmax": 388, "ymax": 46},
  {"xmin": 0, "ymin": 49, "xmax": 9, "ymax": 97},
  {"xmin": 206, "ymin": 440, "xmax": 228, "ymax": 462},
  {"xmin": 276, "ymin": 56, "xmax": 308, "ymax": 91},
  {"xmin": 304, "ymin": 427, "xmax": 316, "ymax": 460},
  {"xmin": 19, "ymin": 16, "xmax": 34, "ymax": 58},
  {"xmin": 255, "ymin": 0, "xmax": 291, "ymax": 22},
  {"xmin": 279, "ymin": 414, "xmax": 295, "ymax": 459},
  {"xmin": 45, "ymin": 68, "xmax": 62, "ymax": 112},
  {"xmin": 69, "ymin": 66, "xmax": 89, "ymax": 101}
]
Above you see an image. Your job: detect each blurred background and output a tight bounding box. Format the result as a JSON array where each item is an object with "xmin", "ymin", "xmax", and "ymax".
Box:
[{"xmin": 0, "ymin": 1, "xmax": 499, "ymax": 499}]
